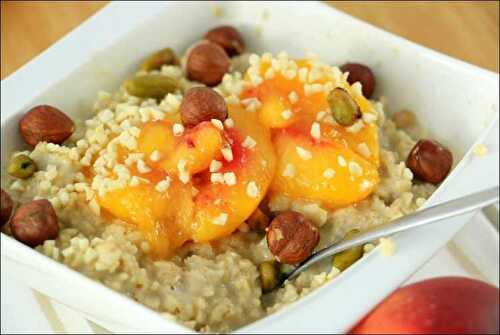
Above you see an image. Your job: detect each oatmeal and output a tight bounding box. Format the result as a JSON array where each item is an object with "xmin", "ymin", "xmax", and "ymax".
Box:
[{"xmin": 1, "ymin": 25, "xmax": 453, "ymax": 333}]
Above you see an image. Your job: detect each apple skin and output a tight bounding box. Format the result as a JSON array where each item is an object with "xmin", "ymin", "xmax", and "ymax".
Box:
[{"xmin": 351, "ymin": 277, "xmax": 499, "ymax": 334}]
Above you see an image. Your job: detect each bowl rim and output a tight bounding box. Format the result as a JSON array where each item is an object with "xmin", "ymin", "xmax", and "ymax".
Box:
[{"xmin": 1, "ymin": 1, "xmax": 498, "ymax": 333}]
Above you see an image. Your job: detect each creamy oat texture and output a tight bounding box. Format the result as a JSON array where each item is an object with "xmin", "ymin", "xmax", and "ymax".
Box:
[{"xmin": 2, "ymin": 53, "xmax": 435, "ymax": 332}]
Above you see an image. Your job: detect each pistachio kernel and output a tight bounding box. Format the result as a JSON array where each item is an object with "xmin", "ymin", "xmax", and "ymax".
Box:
[
  {"xmin": 332, "ymin": 229, "xmax": 364, "ymax": 271},
  {"xmin": 259, "ymin": 261, "xmax": 280, "ymax": 293},
  {"xmin": 8, "ymin": 154, "xmax": 37, "ymax": 179},
  {"xmin": 124, "ymin": 74, "xmax": 178, "ymax": 100},
  {"xmin": 140, "ymin": 47, "xmax": 179, "ymax": 72},
  {"xmin": 327, "ymin": 88, "xmax": 362, "ymax": 127}
]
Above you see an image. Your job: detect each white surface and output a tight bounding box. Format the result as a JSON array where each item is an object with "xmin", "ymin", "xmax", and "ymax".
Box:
[
  {"xmin": 1, "ymin": 1, "xmax": 499, "ymax": 334},
  {"xmin": 1, "ymin": 272, "xmax": 55, "ymax": 334}
]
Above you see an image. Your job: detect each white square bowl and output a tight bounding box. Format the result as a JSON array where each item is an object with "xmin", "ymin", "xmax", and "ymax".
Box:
[{"xmin": 1, "ymin": 1, "xmax": 498, "ymax": 333}]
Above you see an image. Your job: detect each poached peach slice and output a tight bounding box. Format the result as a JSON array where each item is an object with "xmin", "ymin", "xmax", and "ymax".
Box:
[
  {"xmin": 98, "ymin": 180, "xmax": 194, "ymax": 258},
  {"xmin": 99, "ymin": 107, "xmax": 276, "ymax": 256},
  {"xmin": 270, "ymin": 129, "xmax": 379, "ymax": 209},
  {"xmin": 159, "ymin": 121, "xmax": 223, "ymax": 175},
  {"xmin": 192, "ymin": 105, "xmax": 277, "ymax": 242}
]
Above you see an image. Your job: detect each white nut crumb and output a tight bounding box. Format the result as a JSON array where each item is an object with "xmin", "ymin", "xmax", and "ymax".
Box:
[
  {"xmin": 246, "ymin": 181, "xmax": 259, "ymax": 198},
  {"xmin": 323, "ymin": 168, "xmax": 336, "ymax": 179},
  {"xmin": 211, "ymin": 119, "xmax": 224, "ymax": 130},
  {"xmin": 264, "ymin": 68, "xmax": 275, "ymax": 80},
  {"xmin": 337, "ymin": 155, "xmax": 347, "ymax": 167},
  {"xmin": 172, "ymin": 123, "xmax": 184, "ymax": 136},
  {"xmin": 177, "ymin": 159, "xmax": 190, "ymax": 184},
  {"xmin": 221, "ymin": 146, "xmax": 234, "ymax": 162},
  {"xmin": 223, "ymin": 172, "xmax": 237, "ymax": 186},
  {"xmin": 360, "ymin": 179, "xmax": 372, "ymax": 191},
  {"xmin": 316, "ymin": 111, "xmax": 327, "ymax": 121},
  {"xmin": 242, "ymin": 136, "xmax": 257, "ymax": 149},
  {"xmin": 281, "ymin": 109, "xmax": 292, "ymax": 120},
  {"xmin": 346, "ymin": 120, "xmax": 364, "ymax": 133},
  {"xmin": 210, "ymin": 172, "xmax": 224, "ymax": 184},
  {"xmin": 212, "ymin": 213, "xmax": 228, "ymax": 226},
  {"xmin": 288, "ymin": 91, "xmax": 299, "ymax": 104},
  {"xmin": 362, "ymin": 112, "xmax": 377, "ymax": 123},
  {"xmin": 356, "ymin": 142, "xmax": 371, "ymax": 158},
  {"xmin": 282, "ymin": 164, "xmax": 296, "ymax": 178},
  {"xmin": 155, "ymin": 177, "xmax": 171, "ymax": 193},
  {"xmin": 379, "ymin": 237, "xmax": 396, "ymax": 256},
  {"xmin": 150, "ymin": 150, "xmax": 162, "ymax": 162},
  {"xmin": 296, "ymin": 146, "xmax": 312, "ymax": 160},
  {"xmin": 348, "ymin": 161, "xmax": 363, "ymax": 177},
  {"xmin": 209, "ymin": 160, "xmax": 222, "ymax": 173},
  {"xmin": 224, "ymin": 118, "xmax": 234, "ymax": 128},
  {"xmin": 137, "ymin": 159, "xmax": 152, "ymax": 174},
  {"xmin": 310, "ymin": 122, "xmax": 321, "ymax": 140}
]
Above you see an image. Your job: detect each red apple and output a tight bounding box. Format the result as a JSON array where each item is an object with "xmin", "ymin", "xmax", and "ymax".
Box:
[{"xmin": 351, "ymin": 277, "xmax": 499, "ymax": 334}]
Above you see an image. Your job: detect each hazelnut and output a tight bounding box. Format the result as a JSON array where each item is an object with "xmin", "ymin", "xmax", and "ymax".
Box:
[
  {"xmin": 180, "ymin": 87, "xmax": 228, "ymax": 127},
  {"xmin": 186, "ymin": 42, "xmax": 230, "ymax": 86},
  {"xmin": 205, "ymin": 25, "xmax": 245, "ymax": 56},
  {"xmin": 266, "ymin": 211, "xmax": 320, "ymax": 264},
  {"xmin": 1, "ymin": 188, "xmax": 14, "ymax": 226},
  {"xmin": 10, "ymin": 199, "xmax": 59, "ymax": 247},
  {"xmin": 406, "ymin": 139, "xmax": 453, "ymax": 184},
  {"xmin": 340, "ymin": 63, "xmax": 376, "ymax": 99},
  {"xmin": 19, "ymin": 105, "xmax": 75, "ymax": 146}
]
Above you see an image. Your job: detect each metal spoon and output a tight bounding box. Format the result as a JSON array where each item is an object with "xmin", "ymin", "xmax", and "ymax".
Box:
[{"xmin": 280, "ymin": 186, "xmax": 499, "ymax": 286}]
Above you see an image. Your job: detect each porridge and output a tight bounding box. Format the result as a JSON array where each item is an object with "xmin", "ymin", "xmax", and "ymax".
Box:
[{"xmin": 0, "ymin": 25, "xmax": 452, "ymax": 333}]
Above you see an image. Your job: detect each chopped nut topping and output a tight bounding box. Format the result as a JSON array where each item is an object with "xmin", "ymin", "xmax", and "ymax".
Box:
[
  {"xmin": 296, "ymin": 146, "xmax": 312, "ymax": 160},
  {"xmin": 281, "ymin": 109, "xmax": 292, "ymax": 120},
  {"xmin": 242, "ymin": 136, "xmax": 257, "ymax": 149},
  {"xmin": 211, "ymin": 119, "xmax": 224, "ymax": 130},
  {"xmin": 221, "ymin": 146, "xmax": 234, "ymax": 162},
  {"xmin": 282, "ymin": 164, "xmax": 296, "ymax": 178},
  {"xmin": 310, "ymin": 122, "xmax": 321, "ymax": 140},
  {"xmin": 246, "ymin": 181, "xmax": 259, "ymax": 198},
  {"xmin": 323, "ymin": 168, "xmax": 336, "ymax": 179},
  {"xmin": 209, "ymin": 160, "xmax": 223, "ymax": 173},
  {"xmin": 337, "ymin": 155, "xmax": 347, "ymax": 167},
  {"xmin": 212, "ymin": 213, "xmax": 228, "ymax": 225},
  {"xmin": 172, "ymin": 123, "xmax": 184, "ymax": 136},
  {"xmin": 223, "ymin": 172, "xmax": 237, "ymax": 186}
]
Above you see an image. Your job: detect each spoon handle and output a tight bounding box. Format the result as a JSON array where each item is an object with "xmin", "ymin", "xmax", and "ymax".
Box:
[{"xmin": 284, "ymin": 186, "xmax": 499, "ymax": 283}]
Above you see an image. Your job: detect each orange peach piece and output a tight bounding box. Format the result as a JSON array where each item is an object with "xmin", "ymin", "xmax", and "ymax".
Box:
[
  {"xmin": 137, "ymin": 121, "xmax": 175, "ymax": 164},
  {"xmin": 270, "ymin": 129, "xmax": 379, "ymax": 209},
  {"xmin": 159, "ymin": 121, "xmax": 223, "ymax": 175},
  {"xmin": 322, "ymin": 122, "xmax": 380, "ymax": 167},
  {"xmin": 259, "ymin": 94, "xmax": 295, "ymax": 129},
  {"xmin": 98, "ymin": 180, "xmax": 194, "ymax": 258},
  {"xmin": 191, "ymin": 105, "xmax": 277, "ymax": 242}
]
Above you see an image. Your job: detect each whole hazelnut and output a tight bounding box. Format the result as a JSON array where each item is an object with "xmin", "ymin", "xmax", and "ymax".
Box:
[
  {"xmin": 19, "ymin": 105, "xmax": 75, "ymax": 146},
  {"xmin": 1, "ymin": 188, "xmax": 14, "ymax": 226},
  {"xmin": 10, "ymin": 199, "xmax": 59, "ymax": 247},
  {"xmin": 340, "ymin": 63, "xmax": 376, "ymax": 99},
  {"xmin": 266, "ymin": 211, "xmax": 320, "ymax": 264},
  {"xmin": 205, "ymin": 25, "xmax": 245, "ymax": 56},
  {"xmin": 186, "ymin": 42, "xmax": 231, "ymax": 86},
  {"xmin": 180, "ymin": 87, "xmax": 228, "ymax": 127},
  {"xmin": 406, "ymin": 139, "xmax": 453, "ymax": 184}
]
